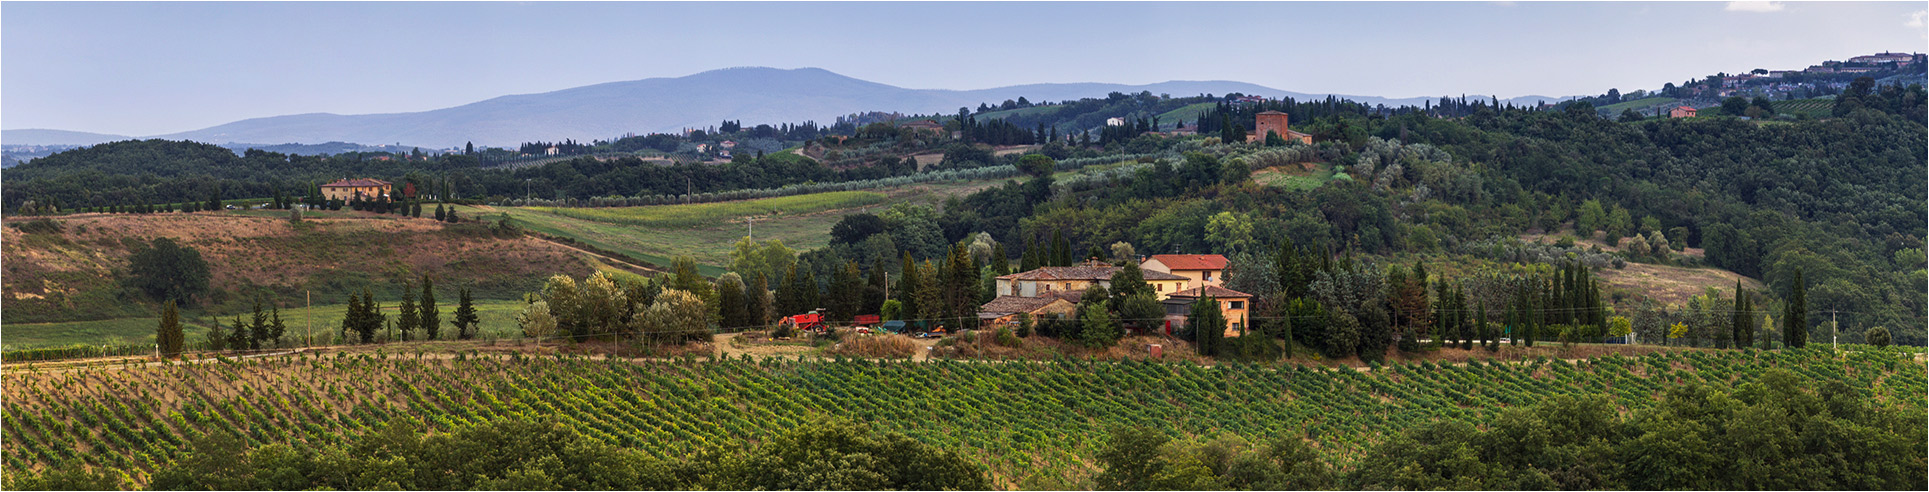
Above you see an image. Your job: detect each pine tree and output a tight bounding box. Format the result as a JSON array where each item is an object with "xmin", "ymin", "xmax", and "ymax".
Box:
[
  {"xmin": 359, "ymin": 289, "xmax": 383, "ymax": 344},
  {"xmin": 157, "ymin": 300, "xmax": 184, "ymax": 357},
  {"xmin": 341, "ymin": 293, "xmax": 362, "ymax": 344},
  {"xmin": 419, "ymin": 276, "xmax": 440, "ymax": 340},
  {"xmin": 229, "ymin": 314, "xmax": 252, "ymax": 352},
  {"xmin": 1783, "ymin": 268, "xmax": 1807, "ymax": 348},
  {"xmin": 454, "ymin": 287, "xmax": 480, "ymax": 339},
  {"xmin": 398, "ymin": 283, "xmax": 419, "ymax": 342}
]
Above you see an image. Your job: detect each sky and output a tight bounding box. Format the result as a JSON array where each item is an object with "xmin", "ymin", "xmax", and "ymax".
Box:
[{"xmin": 3, "ymin": 1, "xmax": 1924, "ymax": 136}]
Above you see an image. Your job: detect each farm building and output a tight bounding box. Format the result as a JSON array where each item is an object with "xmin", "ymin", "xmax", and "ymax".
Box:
[
  {"xmin": 320, "ymin": 178, "xmax": 392, "ymax": 201},
  {"xmin": 1245, "ymin": 111, "xmax": 1313, "ymax": 144},
  {"xmin": 1669, "ymin": 106, "xmax": 1698, "ymax": 118},
  {"xmin": 977, "ymin": 291, "xmax": 1082, "ymax": 325},
  {"xmin": 993, "ymin": 260, "xmax": 1190, "ymax": 300}
]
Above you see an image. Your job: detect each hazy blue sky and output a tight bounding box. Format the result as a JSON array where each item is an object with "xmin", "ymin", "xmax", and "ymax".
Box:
[{"xmin": 4, "ymin": 1, "xmax": 1923, "ymax": 136}]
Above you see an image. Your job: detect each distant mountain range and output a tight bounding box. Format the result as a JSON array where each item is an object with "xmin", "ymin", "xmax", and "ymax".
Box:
[{"xmin": 3, "ymin": 67, "xmax": 1569, "ymax": 149}]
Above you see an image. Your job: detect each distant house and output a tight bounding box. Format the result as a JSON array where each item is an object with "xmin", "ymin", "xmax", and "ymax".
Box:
[
  {"xmin": 994, "ymin": 260, "xmax": 1191, "ymax": 300},
  {"xmin": 1669, "ymin": 106, "xmax": 1698, "ymax": 118},
  {"xmin": 1160, "ymin": 285, "xmax": 1255, "ymax": 337},
  {"xmin": 1849, "ymin": 52, "xmax": 1917, "ymax": 65},
  {"xmin": 900, "ymin": 119, "xmax": 945, "ymax": 134},
  {"xmin": 1232, "ymin": 95, "xmax": 1266, "ymax": 104},
  {"xmin": 720, "ymin": 140, "xmax": 737, "ymax": 149},
  {"xmin": 545, "ymin": 146, "xmax": 560, "ymax": 156},
  {"xmin": 320, "ymin": 178, "xmax": 391, "ymax": 201},
  {"xmin": 1105, "ymin": 117, "xmax": 1127, "ymax": 127},
  {"xmin": 1244, "ymin": 111, "xmax": 1313, "ymax": 144},
  {"xmin": 1140, "ymin": 254, "xmax": 1229, "ymax": 289}
]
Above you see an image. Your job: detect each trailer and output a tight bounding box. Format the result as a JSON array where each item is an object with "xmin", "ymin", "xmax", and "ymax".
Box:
[{"xmin": 777, "ymin": 313, "xmax": 824, "ymax": 333}]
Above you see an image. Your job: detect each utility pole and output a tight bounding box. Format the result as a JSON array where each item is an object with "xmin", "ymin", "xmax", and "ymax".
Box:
[{"xmin": 1830, "ymin": 310, "xmax": 1839, "ymax": 350}]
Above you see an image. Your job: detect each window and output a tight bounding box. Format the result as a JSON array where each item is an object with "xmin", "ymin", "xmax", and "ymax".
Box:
[
  {"xmin": 1230, "ymin": 301, "xmax": 1244, "ymax": 310},
  {"xmin": 1157, "ymin": 284, "xmax": 1164, "ymax": 292}
]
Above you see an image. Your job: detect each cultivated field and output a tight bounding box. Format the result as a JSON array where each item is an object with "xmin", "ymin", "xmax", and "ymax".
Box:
[
  {"xmin": 4, "ymin": 348, "xmax": 1918, "ymax": 489},
  {"xmin": 464, "ymin": 180, "xmax": 1011, "ymax": 275}
]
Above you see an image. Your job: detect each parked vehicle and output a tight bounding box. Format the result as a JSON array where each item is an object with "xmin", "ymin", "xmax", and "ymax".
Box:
[{"xmin": 777, "ymin": 313, "xmax": 823, "ymax": 333}]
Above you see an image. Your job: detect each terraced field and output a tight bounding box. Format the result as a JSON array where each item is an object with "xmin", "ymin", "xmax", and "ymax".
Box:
[{"xmin": 6, "ymin": 347, "xmax": 1918, "ymax": 488}]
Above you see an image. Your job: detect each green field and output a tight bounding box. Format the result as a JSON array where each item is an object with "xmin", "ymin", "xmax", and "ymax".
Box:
[
  {"xmin": 5, "ymin": 348, "xmax": 1919, "ymax": 488},
  {"xmin": 966, "ymin": 104, "xmax": 1064, "ymax": 121},
  {"xmin": 1156, "ymin": 102, "xmax": 1218, "ymax": 128},
  {"xmin": 1596, "ymin": 96, "xmax": 1677, "ymax": 114},
  {"xmin": 532, "ymin": 191, "xmax": 886, "ymax": 229},
  {"xmin": 1, "ymin": 299, "xmax": 533, "ymax": 350}
]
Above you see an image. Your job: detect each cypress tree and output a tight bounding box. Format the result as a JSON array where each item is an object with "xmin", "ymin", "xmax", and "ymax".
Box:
[
  {"xmin": 1730, "ymin": 280, "xmax": 1748, "ymax": 349},
  {"xmin": 749, "ymin": 272, "xmax": 772, "ymax": 328},
  {"xmin": 419, "ymin": 276, "xmax": 440, "ymax": 341},
  {"xmin": 1050, "ymin": 229, "xmax": 1071, "ymax": 267},
  {"xmin": 248, "ymin": 299, "xmax": 268, "ymax": 350},
  {"xmin": 991, "ymin": 243, "xmax": 1009, "ymax": 275},
  {"xmin": 157, "ymin": 300, "xmax": 184, "ymax": 357},
  {"xmin": 1190, "ymin": 297, "xmax": 1226, "ymax": 356},
  {"xmin": 434, "ymin": 204, "xmax": 447, "ymax": 221},
  {"xmin": 1783, "ymin": 268, "xmax": 1807, "ymax": 348},
  {"xmin": 1021, "ymin": 237, "xmax": 1040, "ymax": 272},
  {"xmin": 268, "ymin": 305, "xmax": 286, "ymax": 347},
  {"xmin": 454, "ymin": 287, "xmax": 480, "ymax": 339},
  {"xmin": 896, "ymin": 253, "xmax": 921, "ymax": 318},
  {"xmin": 718, "ymin": 274, "xmax": 748, "ymax": 331}
]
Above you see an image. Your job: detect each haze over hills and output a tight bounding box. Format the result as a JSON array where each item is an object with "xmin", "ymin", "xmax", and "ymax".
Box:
[
  {"xmin": 4, "ymin": 67, "xmax": 1566, "ymax": 149},
  {"xmin": 1, "ymin": 129, "xmax": 133, "ymax": 146}
]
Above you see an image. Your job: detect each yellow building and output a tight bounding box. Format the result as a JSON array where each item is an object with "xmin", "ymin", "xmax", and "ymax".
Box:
[
  {"xmin": 1141, "ymin": 254, "xmax": 1229, "ymax": 289},
  {"xmin": 1162, "ymin": 285, "xmax": 1255, "ymax": 337},
  {"xmin": 320, "ymin": 178, "xmax": 392, "ymax": 201}
]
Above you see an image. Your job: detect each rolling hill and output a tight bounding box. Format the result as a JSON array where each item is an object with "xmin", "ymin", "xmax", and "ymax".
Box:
[{"xmin": 7, "ymin": 67, "xmax": 1571, "ymax": 148}]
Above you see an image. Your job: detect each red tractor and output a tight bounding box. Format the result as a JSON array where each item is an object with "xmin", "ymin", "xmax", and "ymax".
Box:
[{"xmin": 777, "ymin": 313, "xmax": 824, "ymax": 333}]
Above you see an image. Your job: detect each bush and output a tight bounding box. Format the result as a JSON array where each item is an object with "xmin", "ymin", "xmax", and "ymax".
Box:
[
  {"xmin": 994, "ymin": 327, "xmax": 1022, "ymax": 347},
  {"xmin": 830, "ymin": 334, "xmax": 919, "ymax": 359},
  {"xmin": 125, "ymin": 237, "xmax": 211, "ymax": 305},
  {"xmin": 1865, "ymin": 326, "xmax": 1892, "ymax": 347},
  {"xmin": 12, "ymin": 218, "xmax": 64, "ymax": 234}
]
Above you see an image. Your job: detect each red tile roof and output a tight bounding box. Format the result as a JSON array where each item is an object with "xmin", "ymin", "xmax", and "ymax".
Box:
[
  {"xmin": 1145, "ymin": 254, "xmax": 1228, "ymax": 271},
  {"xmin": 997, "ymin": 263, "xmax": 1189, "ymax": 282},
  {"xmin": 1167, "ymin": 285, "xmax": 1254, "ymax": 299},
  {"xmin": 977, "ymin": 295, "xmax": 1075, "ymax": 317},
  {"xmin": 321, "ymin": 178, "xmax": 391, "ymax": 188}
]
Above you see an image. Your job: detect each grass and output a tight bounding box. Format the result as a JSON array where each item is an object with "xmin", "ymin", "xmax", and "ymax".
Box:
[
  {"xmin": 964, "ymin": 105, "xmax": 1063, "ymax": 121},
  {"xmin": 461, "ymin": 180, "xmax": 1005, "ymax": 277},
  {"xmin": 1, "ymin": 299, "xmax": 533, "ymax": 349},
  {"xmin": 1597, "ymin": 96, "xmax": 1677, "ymax": 114},
  {"xmin": 1251, "ymin": 162, "xmax": 1339, "ymax": 191},
  {"xmin": 531, "ymin": 191, "xmax": 886, "ymax": 229}
]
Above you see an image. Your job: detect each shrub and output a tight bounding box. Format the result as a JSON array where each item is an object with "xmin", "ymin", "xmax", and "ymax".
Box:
[
  {"xmin": 829, "ymin": 334, "xmax": 919, "ymax": 359},
  {"xmin": 1865, "ymin": 326, "xmax": 1892, "ymax": 347}
]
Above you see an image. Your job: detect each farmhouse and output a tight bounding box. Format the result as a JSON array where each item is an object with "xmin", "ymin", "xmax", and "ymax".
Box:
[
  {"xmin": 1245, "ymin": 111, "xmax": 1313, "ymax": 144},
  {"xmin": 1105, "ymin": 117, "xmax": 1127, "ymax": 127},
  {"xmin": 320, "ymin": 178, "xmax": 392, "ymax": 201},
  {"xmin": 1160, "ymin": 285, "xmax": 1255, "ymax": 337},
  {"xmin": 1669, "ymin": 106, "xmax": 1698, "ymax": 118},
  {"xmin": 993, "ymin": 260, "xmax": 1190, "ymax": 300},
  {"xmin": 977, "ymin": 290, "xmax": 1082, "ymax": 325},
  {"xmin": 1140, "ymin": 254, "xmax": 1229, "ymax": 289}
]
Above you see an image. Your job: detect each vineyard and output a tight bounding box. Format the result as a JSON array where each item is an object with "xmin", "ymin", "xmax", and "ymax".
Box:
[
  {"xmin": 1774, "ymin": 98, "xmax": 1836, "ymax": 119},
  {"xmin": 528, "ymin": 191, "xmax": 886, "ymax": 229},
  {"xmin": 3, "ymin": 348, "xmax": 1921, "ymax": 488}
]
